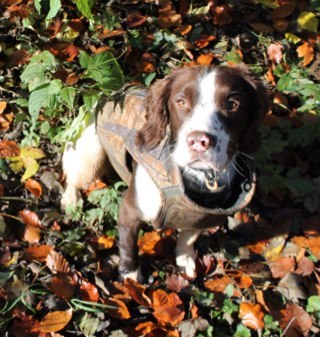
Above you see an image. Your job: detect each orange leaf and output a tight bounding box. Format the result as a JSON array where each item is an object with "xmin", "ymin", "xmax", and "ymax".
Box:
[
  {"xmin": 267, "ymin": 42, "xmax": 283, "ymax": 64},
  {"xmin": 23, "ymin": 226, "xmax": 41, "ymax": 244},
  {"xmin": 46, "ymin": 249, "xmax": 70, "ymax": 274},
  {"xmin": 174, "ymin": 24, "xmax": 192, "ymax": 36},
  {"xmin": 11, "ymin": 311, "xmax": 39, "ymax": 337},
  {"xmin": 196, "ymin": 54, "xmax": 214, "ymax": 66},
  {"xmin": 236, "ymin": 273, "xmax": 253, "ymax": 289},
  {"xmin": 138, "ymin": 231, "xmax": 161, "ymax": 255},
  {"xmin": 50, "ymin": 272, "xmax": 78, "ymax": 300},
  {"xmin": 80, "ymin": 279, "xmax": 100, "ymax": 302},
  {"xmin": 97, "ymin": 235, "xmax": 115, "ymax": 250},
  {"xmin": 104, "ymin": 297, "xmax": 131, "ymax": 320},
  {"xmin": 0, "ymin": 101, "xmax": 7, "ymax": 113},
  {"xmin": 204, "ymin": 275, "xmax": 241, "ymax": 297},
  {"xmin": 0, "ymin": 111, "xmax": 14, "ymax": 132},
  {"xmin": 19, "ymin": 210, "xmax": 42, "ymax": 227},
  {"xmin": 239, "ymin": 302, "xmax": 264, "ymax": 330},
  {"xmin": 292, "ymin": 236, "xmax": 320, "ymax": 259},
  {"xmin": 124, "ymin": 278, "xmax": 152, "ymax": 307},
  {"xmin": 280, "ymin": 304, "xmax": 312, "ymax": 337},
  {"xmin": 0, "ymin": 139, "xmax": 19, "ymax": 158},
  {"xmin": 38, "ymin": 309, "xmax": 72, "ymax": 333},
  {"xmin": 25, "ymin": 179, "xmax": 42, "ymax": 198},
  {"xmin": 270, "ymin": 256, "xmax": 295, "ymax": 278},
  {"xmin": 297, "ymin": 42, "xmax": 314, "ymax": 67},
  {"xmin": 127, "ymin": 11, "xmax": 146, "ymax": 28},
  {"xmin": 84, "ymin": 180, "xmax": 107, "ymax": 196},
  {"xmin": 25, "ymin": 245, "xmax": 53, "ymax": 262},
  {"xmin": 152, "ymin": 289, "xmax": 185, "ymax": 326}
]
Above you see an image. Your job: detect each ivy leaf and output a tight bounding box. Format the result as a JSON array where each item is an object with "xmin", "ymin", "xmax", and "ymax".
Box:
[
  {"xmin": 234, "ymin": 324, "xmax": 251, "ymax": 337},
  {"xmin": 307, "ymin": 296, "xmax": 320, "ymax": 313},
  {"xmin": 61, "ymin": 87, "xmax": 76, "ymax": 108}
]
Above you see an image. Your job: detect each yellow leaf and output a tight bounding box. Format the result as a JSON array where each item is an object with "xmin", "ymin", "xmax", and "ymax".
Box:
[
  {"xmin": 20, "ymin": 147, "xmax": 46, "ymax": 160},
  {"xmin": 285, "ymin": 33, "xmax": 301, "ymax": 44},
  {"xmin": 297, "ymin": 12, "xmax": 319, "ymax": 33},
  {"xmin": 21, "ymin": 156, "xmax": 39, "ymax": 181}
]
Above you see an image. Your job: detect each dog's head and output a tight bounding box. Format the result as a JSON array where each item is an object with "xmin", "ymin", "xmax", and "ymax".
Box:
[{"xmin": 136, "ymin": 65, "xmax": 268, "ymax": 174}]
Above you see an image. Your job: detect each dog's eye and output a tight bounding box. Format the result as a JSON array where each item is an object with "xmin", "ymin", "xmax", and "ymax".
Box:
[
  {"xmin": 227, "ymin": 100, "xmax": 239, "ymax": 111},
  {"xmin": 177, "ymin": 99, "xmax": 186, "ymax": 108}
]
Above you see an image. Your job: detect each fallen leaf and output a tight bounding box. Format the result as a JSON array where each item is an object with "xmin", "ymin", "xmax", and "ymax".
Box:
[
  {"xmin": 267, "ymin": 42, "xmax": 283, "ymax": 64},
  {"xmin": 204, "ymin": 275, "xmax": 241, "ymax": 297},
  {"xmin": 158, "ymin": 2, "xmax": 182, "ymax": 28},
  {"xmin": 11, "ymin": 311, "xmax": 39, "ymax": 337},
  {"xmin": 270, "ymin": 256, "xmax": 295, "ymax": 278},
  {"xmin": 49, "ymin": 272, "xmax": 78, "ymax": 300},
  {"xmin": 292, "ymin": 236, "xmax": 320, "ymax": 259},
  {"xmin": 297, "ymin": 11, "xmax": 319, "ymax": 33},
  {"xmin": 152, "ymin": 289, "xmax": 185, "ymax": 326},
  {"xmin": 124, "ymin": 278, "xmax": 152, "ymax": 307},
  {"xmin": 19, "ymin": 210, "xmax": 42, "ymax": 227},
  {"xmin": 280, "ymin": 304, "xmax": 312, "ymax": 337},
  {"xmin": 23, "ymin": 226, "xmax": 41, "ymax": 243},
  {"xmin": 104, "ymin": 297, "xmax": 131, "ymax": 320},
  {"xmin": 80, "ymin": 279, "xmax": 100, "ymax": 302},
  {"xmin": 24, "ymin": 179, "xmax": 42, "ymax": 198},
  {"xmin": 84, "ymin": 180, "xmax": 107, "ymax": 196},
  {"xmin": 295, "ymin": 256, "xmax": 314, "ymax": 276},
  {"xmin": 196, "ymin": 54, "xmax": 214, "ymax": 66},
  {"xmin": 297, "ymin": 42, "xmax": 314, "ymax": 67},
  {"xmin": 46, "ymin": 249, "xmax": 70, "ymax": 274},
  {"xmin": 263, "ymin": 235, "xmax": 286, "ymax": 262},
  {"xmin": 214, "ymin": 5, "xmax": 233, "ymax": 25},
  {"xmin": 25, "ymin": 245, "xmax": 53, "ymax": 262},
  {"xmin": 0, "ymin": 139, "xmax": 20, "ymax": 158},
  {"xmin": 127, "ymin": 11, "xmax": 146, "ymax": 28},
  {"xmin": 165, "ymin": 273, "xmax": 190, "ymax": 292},
  {"xmin": 174, "ymin": 24, "xmax": 192, "ymax": 36},
  {"xmin": 38, "ymin": 309, "xmax": 72, "ymax": 332},
  {"xmin": 138, "ymin": 231, "xmax": 161, "ymax": 255},
  {"xmin": 0, "ymin": 101, "xmax": 7, "ymax": 113},
  {"xmin": 97, "ymin": 235, "xmax": 116, "ymax": 250},
  {"xmin": 272, "ymin": 0, "xmax": 296, "ymax": 19},
  {"xmin": 239, "ymin": 302, "xmax": 264, "ymax": 330}
]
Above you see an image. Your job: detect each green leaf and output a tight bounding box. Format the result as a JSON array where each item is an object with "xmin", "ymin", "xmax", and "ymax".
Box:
[
  {"xmin": 21, "ymin": 51, "xmax": 56, "ymax": 91},
  {"xmin": 224, "ymin": 51, "xmax": 242, "ymax": 64},
  {"xmin": 28, "ymin": 83, "xmax": 50, "ymax": 119},
  {"xmin": 46, "ymin": 0, "xmax": 61, "ymax": 19},
  {"xmin": 78, "ymin": 313, "xmax": 99, "ymax": 336},
  {"xmin": 255, "ymin": 0, "xmax": 278, "ymax": 8},
  {"xmin": 34, "ymin": 0, "xmax": 41, "ymax": 14},
  {"xmin": 307, "ymin": 296, "xmax": 320, "ymax": 313},
  {"xmin": 298, "ymin": 12, "xmax": 319, "ymax": 33},
  {"xmin": 288, "ymin": 124, "xmax": 316, "ymax": 147},
  {"xmin": 61, "ymin": 87, "xmax": 76, "ymax": 108},
  {"xmin": 234, "ymin": 324, "xmax": 251, "ymax": 337},
  {"xmin": 80, "ymin": 51, "xmax": 124, "ymax": 91},
  {"xmin": 74, "ymin": 0, "xmax": 93, "ymax": 20}
]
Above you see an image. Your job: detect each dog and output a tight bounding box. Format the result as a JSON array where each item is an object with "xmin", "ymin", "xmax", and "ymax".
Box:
[{"xmin": 61, "ymin": 64, "xmax": 268, "ymax": 282}]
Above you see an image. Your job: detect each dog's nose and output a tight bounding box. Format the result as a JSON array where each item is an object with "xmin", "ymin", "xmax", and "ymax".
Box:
[{"xmin": 187, "ymin": 131, "xmax": 216, "ymax": 153}]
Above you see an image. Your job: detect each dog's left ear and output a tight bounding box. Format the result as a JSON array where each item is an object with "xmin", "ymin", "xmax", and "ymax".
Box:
[
  {"xmin": 237, "ymin": 65, "xmax": 269, "ymax": 153},
  {"xmin": 136, "ymin": 75, "xmax": 173, "ymax": 151}
]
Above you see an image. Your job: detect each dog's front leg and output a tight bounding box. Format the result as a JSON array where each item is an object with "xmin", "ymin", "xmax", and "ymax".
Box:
[
  {"xmin": 117, "ymin": 185, "xmax": 143, "ymax": 283},
  {"xmin": 176, "ymin": 229, "xmax": 202, "ymax": 279}
]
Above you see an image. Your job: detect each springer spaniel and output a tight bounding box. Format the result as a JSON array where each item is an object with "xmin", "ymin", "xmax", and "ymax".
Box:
[{"xmin": 61, "ymin": 65, "xmax": 268, "ymax": 281}]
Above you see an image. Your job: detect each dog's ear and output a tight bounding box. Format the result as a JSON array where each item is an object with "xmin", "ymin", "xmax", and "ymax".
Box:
[
  {"xmin": 237, "ymin": 65, "xmax": 269, "ymax": 153},
  {"xmin": 136, "ymin": 75, "xmax": 172, "ymax": 151}
]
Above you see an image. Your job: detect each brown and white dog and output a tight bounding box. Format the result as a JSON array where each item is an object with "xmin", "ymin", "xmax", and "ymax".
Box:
[{"xmin": 61, "ymin": 65, "xmax": 268, "ymax": 281}]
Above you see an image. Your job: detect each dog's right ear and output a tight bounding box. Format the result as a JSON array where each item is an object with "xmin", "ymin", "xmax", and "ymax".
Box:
[{"xmin": 136, "ymin": 75, "xmax": 172, "ymax": 151}]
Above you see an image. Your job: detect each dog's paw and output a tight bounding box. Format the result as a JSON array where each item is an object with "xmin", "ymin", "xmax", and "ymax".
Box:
[
  {"xmin": 60, "ymin": 185, "xmax": 81, "ymax": 210},
  {"xmin": 176, "ymin": 251, "xmax": 197, "ymax": 279},
  {"xmin": 119, "ymin": 268, "xmax": 144, "ymax": 283}
]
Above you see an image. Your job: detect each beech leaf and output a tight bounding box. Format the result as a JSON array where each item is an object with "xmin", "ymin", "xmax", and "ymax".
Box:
[{"xmin": 38, "ymin": 309, "xmax": 72, "ymax": 332}]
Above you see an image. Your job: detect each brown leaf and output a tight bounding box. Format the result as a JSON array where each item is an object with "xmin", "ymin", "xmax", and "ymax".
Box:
[
  {"xmin": 272, "ymin": 0, "xmax": 296, "ymax": 19},
  {"xmin": 297, "ymin": 42, "xmax": 314, "ymax": 67},
  {"xmin": 135, "ymin": 52, "xmax": 156, "ymax": 73},
  {"xmin": 158, "ymin": 2, "xmax": 182, "ymax": 28},
  {"xmin": 214, "ymin": 5, "xmax": 233, "ymax": 25},
  {"xmin": 104, "ymin": 297, "xmax": 131, "ymax": 320},
  {"xmin": 124, "ymin": 277, "xmax": 152, "ymax": 307},
  {"xmin": 165, "ymin": 273, "xmax": 190, "ymax": 292},
  {"xmin": 127, "ymin": 11, "xmax": 146, "ymax": 28},
  {"xmin": 295, "ymin": 256, "xmax": 314, "ymax": 276},
  {"xmin": 0, "ymin": 111, "xmax": 14, "ymax": 132},
  {"xmin": 280, "ymin": 304, "xmax": 312, "ymax": 337},
  {"xmin": 38, "ymin": 309, "xmax": 72, "ymax": 332},
  {"xmin": 292, "ymin": 236, "xmax": 320, "ymax": 259},
  {"xmin": 239, "ymin": 302, "xmax": 264, "ymax": 330},
  {"xmin": 19, "ymin": 210, "xmax": 42, "ymax": 227},
  {"xmin": 50, "ymin": 272, "xmax": 78, "ymax": 300},
  {"xmin": 24, "ymin": 179, "xmax": 42, "ymax": 198},
  {"xmin": 46, "ymin": 249, "xmax": 70, "ymax": 274},
  {"xmin": 11, "ymin": 311, "xmax": 39, "ymax": 337},
  {"xmin": 25, "ymin": 245, "xmax": 53, "ymax": 262},
  {"xmin": 270, "ymin": 256, "xmax": 295, "ymax": 279},
  {"xmin": 45, "ymin": 43, "xmax": 79, "ymax": 62},
  {"xmin": 267, "ymin": 42, "xmax": 283, "ymax": 64},
  {"xmin": 80, "ymin": 279, "xmax": 100, "ymax": 302},
  {"xmin": 152, "ymin": 289, "xmax": 185, "ymax": 326},
  {"xmin": 0, "ymin": 139, "xmax": 19, "ymax": 158},
  {"xmin": 194, "ymin": 34, "xmax": 216, "ymax": 49},
  {"xmin": 135, "ymin": 321, "xmax": 179, "ymax": 337},
  {"xmin": 174, "ymin": 24, "xmax": 192, "ymax": 36}
]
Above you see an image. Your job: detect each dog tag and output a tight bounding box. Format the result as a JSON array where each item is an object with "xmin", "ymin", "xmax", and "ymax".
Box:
[{"xmin": 205, "ymin": 171, "xmax": 219, "ymax": 191}]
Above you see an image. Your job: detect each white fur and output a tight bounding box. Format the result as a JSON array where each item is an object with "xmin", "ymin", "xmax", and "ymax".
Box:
[
  {"xmin": 173, "ymin": 69, "xmax": 231, "ymax": 171},
  {"xmin": 122, "ymin": 268, "xmax": 143, "ymax": 283},
  {"xmin": 135, "ymin": 165, "xmax": 162, "ymax": 222},
  {"xmin": 176, "ymin": 229, "xmax": 202, "ymax": 278},
  {"xmin": 61, "ymin": 123, "xmax": 106, "ymax": 209}
]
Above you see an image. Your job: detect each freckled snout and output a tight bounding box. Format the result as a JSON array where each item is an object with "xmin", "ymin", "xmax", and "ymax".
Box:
[{"xmin": 186, "ymin": 131, "xmax": 217, "ymax": 153}]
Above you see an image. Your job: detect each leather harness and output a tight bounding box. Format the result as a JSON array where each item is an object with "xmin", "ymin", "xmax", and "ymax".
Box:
[{"xmin": 96, "ymin": 90, "xmax": 256, "ymax": 230}]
